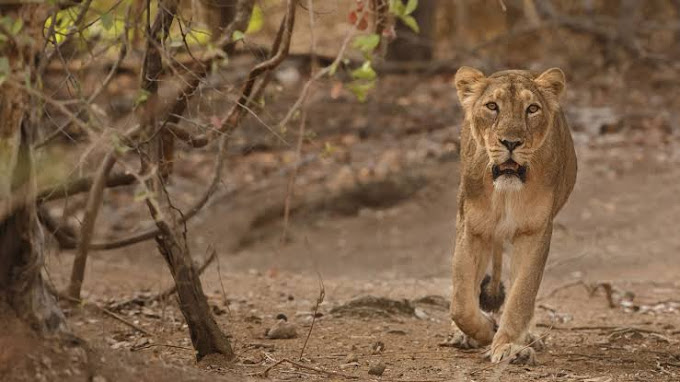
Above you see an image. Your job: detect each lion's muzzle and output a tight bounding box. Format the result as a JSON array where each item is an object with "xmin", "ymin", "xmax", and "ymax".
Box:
[{"xmin": 492, "ymin": 159, "xmax": 527, "ymax": 182}]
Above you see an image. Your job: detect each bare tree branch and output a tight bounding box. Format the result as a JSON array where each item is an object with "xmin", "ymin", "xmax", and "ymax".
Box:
[
  {"xmin": 37, "ymin": 172, "xmax": 137, "ymax": 203},
  {"xmin": 66, "ymin": 152, "xmax": 117, "ymax": 299}
]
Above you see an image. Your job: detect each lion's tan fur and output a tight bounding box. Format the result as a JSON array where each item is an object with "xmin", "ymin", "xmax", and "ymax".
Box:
[{"xmin": 450, "ymin": 67, "xmax": 577, "ymax": 364}]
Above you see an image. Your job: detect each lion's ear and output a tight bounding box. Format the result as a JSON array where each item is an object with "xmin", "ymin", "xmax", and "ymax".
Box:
[
  {"xmin": 535, "ymin": 68, "xmax": 566, "ymax": 99},
  {"xmin": 454, "ymin": 66, "xmax": 486, "ymax": 109}
]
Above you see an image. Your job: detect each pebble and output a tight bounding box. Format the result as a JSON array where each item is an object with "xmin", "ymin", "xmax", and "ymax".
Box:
[
  {"xmin": 344, "ymin": 353, "xmax": 359, "ymax": 363},
  {"xmin": 368, "ymin": 363, "xmax": 386, "ymax": 376},
  {"xmin": 266, "ymin": 320, "xmax": 298, "ymax": 339}
]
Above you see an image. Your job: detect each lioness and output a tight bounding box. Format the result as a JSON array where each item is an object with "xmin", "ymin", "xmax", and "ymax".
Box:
[{"xmin": 450, "ymin": 67, "xmax": 577, "ymax": 365}]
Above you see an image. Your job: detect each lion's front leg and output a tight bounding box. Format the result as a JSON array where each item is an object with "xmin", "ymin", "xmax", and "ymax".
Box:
[
  {"xmin": 450, "ymin": 225, "xmax": 495, "ymax": 346},
  {"xmin": 490, "ymin": 224, "xmax": 552, "ymax": 365}
]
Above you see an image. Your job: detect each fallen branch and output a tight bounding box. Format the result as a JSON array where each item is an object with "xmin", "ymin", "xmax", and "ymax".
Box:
[
  {"xmin": 263, "ymin": 358, "xmax": 358, "ymax": 379},
  {"xmin": 537, "ymin": 280, "xmax": 587, "ymax": 301},
  {"xmin": 57, "ymin": 292, "xmax": 153, "ymax": 336},
  {"xmin": 131, "ymin": 343, "xmax": 193, "ymax": 352}
]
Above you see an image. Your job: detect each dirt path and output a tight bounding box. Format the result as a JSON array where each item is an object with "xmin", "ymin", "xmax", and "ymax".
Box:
[{"xmin": 33, "ymin": 132, "xmax": 680, "ymax": 381}]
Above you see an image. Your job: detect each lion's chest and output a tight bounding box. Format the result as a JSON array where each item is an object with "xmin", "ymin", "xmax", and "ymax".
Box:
[
  {"xmin": 493, "ymin": 197, "xmax": 521, "ymax": 240},
  {"xmin": 467, "ymin": 189, "xmax": 552, "ymax": 240}
]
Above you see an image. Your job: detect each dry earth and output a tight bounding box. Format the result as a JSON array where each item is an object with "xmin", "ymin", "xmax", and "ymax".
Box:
[{"xmin": 4, "ymin": 72, "xmax": 680, "ymax": 382}]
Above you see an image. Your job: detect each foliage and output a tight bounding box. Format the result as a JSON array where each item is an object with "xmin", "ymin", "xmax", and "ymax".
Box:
[{"xmin": 390, "ymin": 0, "xmax": 419, "ymax": 33}]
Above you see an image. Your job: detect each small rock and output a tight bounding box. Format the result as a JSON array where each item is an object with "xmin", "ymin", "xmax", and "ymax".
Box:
[
  {"xmin": 414, "ymin": 307, "xmax": 428, "ymax": 320},
  {"xmin": 211, "ymin": 305, "xmax": 227, "ymax": 316},
  {"xmin": 133, "ymin": 337, "xmax": 150, "ymax": 348},
  {"xmin": 266, "ymin": 320, "xmax": 298, "ymax": 339},
  {"xmin": 330, "ymin": 296, "xmax": 415, "ymax": 318},
  {"xmin": 344, "ymin": 353, "xmax": 359, "ymax": 363},
  {"xmin": 412, "ymin": 295, "xmax": 450, "ymax": 309},
  {"xmin": 241, "ymin": 357, "xmax": 260, "ymax": 365},
  {"xmin": 340, "ymin": 362, "xmax": 359, "ymax": 370},
  {"xmin": 244, "ymin": 314, "xmax": 262, "ymax": 324},
  {"xmin": 92, "ymin": 376, "xmax": 108, "ymax": 382},
  {"xmin": 371, "ymin": 341, "xmax": 385, "ymax": 354},
  {"xmin": 368, "ymin": 363, "xmax": 386, "ymax": 376}
]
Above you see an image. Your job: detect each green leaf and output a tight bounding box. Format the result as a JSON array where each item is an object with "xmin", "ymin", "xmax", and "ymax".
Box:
[
  {"xmin": 133, "ymin": 188, "xmax": 155, "ymax": 202},
  {"xmin": 10, "ymin": 18, "xmax": 23, "ymax": 35},
  {"xmin": 111, "ymin": 134, "xmax": 130, "ymax": 154},
  {"xmin": 0, "ymin": 57, "xmax": 8, "ymax": 73},
  {"xmin": 400, "ymin": 14, "xmax": 420, "ymax": 33},
  {"xmin": 328, "ymin": 61, "xmax": 339, "ymax": 76},
  {"xmin": 207, "ymin": 43, "xmax": 227, "ymax": 59},
  {"xmin": 348, "ymin": 80, "xmax": 375, "ymax": 102},
  {"xmin": 0, "ymin": 57, "xmax": 8, "ymax": 85},
  {"xmin": 135, "ymin": 89, "xmax": 150, "ymax": 107},
  {"xmin": 186, "ymin": 27, "xmax": 210, "ymax": 46},
  {"xmin": 245, "ymin": 4, "xmax": 263, "ymax": 34},
  {"xmin": 404, "ymin": 0, "xmax": 418, "ymax": 15},
  {"xmin": 353, "ymin": 34, "xmax": 380, "ymax": 55},
  {"xmin": 351, "ymin": 61, "xmax": 376, "ymax": 81},
  {"xmin": 322, "ymin": 141, "xmax": 336, "ymax": 157},
  {"xmin": 100, "ymin": 12, "xmax": 114, "ymax": 31},
  {"xmin": 232, "ymin": 30, "xmax": 245, "ymax": 42},
  {"xmin": 389, "ymin": 0, "xmax": 405, "ymax": 16}
]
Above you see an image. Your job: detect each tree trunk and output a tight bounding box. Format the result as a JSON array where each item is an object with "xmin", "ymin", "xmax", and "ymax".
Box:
[
  {"xmin": 387, "ymin": 0, "xmax": 437, "ymax": 61},
  {"xmin": 153, "ymin": 211, "xmax": 234, "ymax": 360},
  {"xmin": 0, "ymin": 4, "xmax": 66, "ymax": 334},
  {"xmin": 137, "ymin": 0, "xmax": 237, "ymax": 361},
  {"xmin": 144, "ymin": 139, "xmax": 234, "ymax": 361}
]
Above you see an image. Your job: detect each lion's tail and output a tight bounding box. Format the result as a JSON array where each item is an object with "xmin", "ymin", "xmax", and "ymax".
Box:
[{"xmin": 479, "ymin": 247, "xmax": 505, "ymax": 312}]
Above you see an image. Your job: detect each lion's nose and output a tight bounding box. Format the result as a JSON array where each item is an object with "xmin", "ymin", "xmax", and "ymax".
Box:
[{"xmin": 500, "ymin": 139, "xmax": 523, "ymax": 152}]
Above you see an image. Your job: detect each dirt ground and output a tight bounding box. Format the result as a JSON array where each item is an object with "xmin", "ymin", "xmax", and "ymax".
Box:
[{"xmin": 5, "ymin": 66, "xmax": 680, "ymax": 382}]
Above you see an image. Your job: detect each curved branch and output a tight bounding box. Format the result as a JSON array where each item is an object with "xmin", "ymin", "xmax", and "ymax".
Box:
[
  {"xmin": 37, "ymin": 172, "xmax": 136, "ymax": 203},
  {"xmin": 215, "ymin": 0, "xmax": 297, "ymax": 138},
  {"xmin": 67, "ymin": 151, "xmax": 117, "ymax": 299},
  {"xmin": 42, "ymin": 130, "xmax": 230, "ymax": 251}
]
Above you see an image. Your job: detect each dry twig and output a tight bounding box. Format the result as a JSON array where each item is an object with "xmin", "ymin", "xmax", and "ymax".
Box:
[
  {"xmin": 57, "ymin": 293, "xmax": 153, "ymax": 336},
  {"xmin": 537, "ymin": 280, "xmax": 587, "ymax": 301},
  {"xmin": 299, "ymin": 272, "xmax": 325, "ymax": 361},
  {"xmin": 263, "ymin": 358, "xmax": 358, "ymax": 379}
]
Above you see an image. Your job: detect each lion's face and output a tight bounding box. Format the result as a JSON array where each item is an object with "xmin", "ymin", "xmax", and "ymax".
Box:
[{"xmin": 455, "ymin": 67, "xmax": 566, "ymax": 190}]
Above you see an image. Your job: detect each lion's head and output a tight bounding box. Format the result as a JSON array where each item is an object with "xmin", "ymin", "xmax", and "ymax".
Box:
[{"xmin": 454, "ymin": 67, "xmax": 566, "ymax": 190}]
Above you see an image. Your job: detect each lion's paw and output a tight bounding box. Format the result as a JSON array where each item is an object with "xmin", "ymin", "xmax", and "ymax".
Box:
[
  {"xmin": 524, "ymin": 332, "xmax": 545, "ymax": 352},
  {"xmin": 486, "ymin": 343, "xmax": 537, "ymax": 365},
  {"xmin": 441, "ymin": 332, "xmax": 481, "ymax": 349},
  {"xmin": 451, "ymin": 332, "xmax": 480, "ymax": 349}
]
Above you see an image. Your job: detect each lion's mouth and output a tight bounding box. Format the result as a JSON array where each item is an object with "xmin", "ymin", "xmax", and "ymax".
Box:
[{"xmin": 492, "ymin": 160, "xmax": 527, "ymax": 182}]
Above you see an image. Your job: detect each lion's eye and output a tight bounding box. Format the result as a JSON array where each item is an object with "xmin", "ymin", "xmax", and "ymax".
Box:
[
  {"xmin": 527, "ymin": 104, "xmax": 540, "ymax": 114},
  {"xmin": 485, "ymin": 102, "xmax": 498, "ymax": 111}
]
